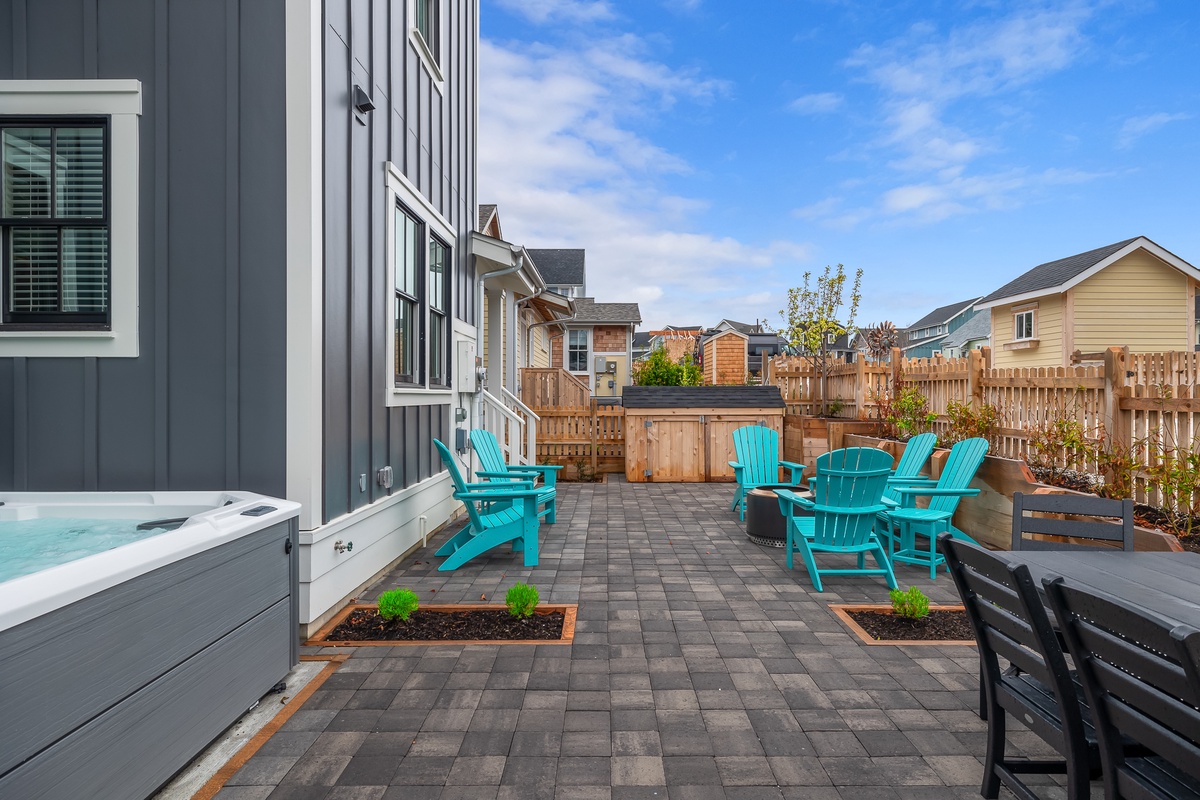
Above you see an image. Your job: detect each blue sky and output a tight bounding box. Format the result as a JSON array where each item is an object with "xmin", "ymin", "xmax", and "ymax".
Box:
[{"xmin": 478, "ymin": 0, "xmax": 1199, "ymax": 331}]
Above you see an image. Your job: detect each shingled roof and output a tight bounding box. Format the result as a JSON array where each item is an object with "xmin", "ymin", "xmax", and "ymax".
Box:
[
  {"xmin": 478, "ymin": 204, "xmax": 497, "ymax": 232},
  {"xmin": 623, "ymin": 385, "xmax": 785, "ymax": 409},
  {"xmin": 572, "ymin": 297, "xmax": 641, "ymax": 324},
  {"xmin": 907, "ymin": 298, "xmax": 981, "ymax": 331},
  {"xmin": 978, "ymin": 238, "xmax": 1142, "ymax": 306},
  {"xmin": 527, "ymin": 249, "xmax": 585, "ymax": 287},
  {"xmin": 940, "ymin": 311, "xmax": 991, "ymax": 349}
]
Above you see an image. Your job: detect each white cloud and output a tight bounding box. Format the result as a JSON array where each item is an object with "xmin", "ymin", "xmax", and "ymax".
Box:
[
  {"xmin": 826, "ymin": 3, "xmax": 1101, "ymax": 226},
  {"xmin": 789, "ymin": 92, "xmax": 843, "ymax": 114},
  {"xmin": 480, "ymin": 37, "xmax": 811, "ymax": 328},
  {"xmin": 1117, "ymin": 112, "xmax": 1191, "ymax": 149},
  {"xmin": 494, "ymin": 0, "xmax": 614, "ymax": 25}
]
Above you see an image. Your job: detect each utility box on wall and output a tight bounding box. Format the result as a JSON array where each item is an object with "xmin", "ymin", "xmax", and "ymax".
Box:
[{"xmin": 456, "ymin": 340, "xmax": 479, "ymax": 393}]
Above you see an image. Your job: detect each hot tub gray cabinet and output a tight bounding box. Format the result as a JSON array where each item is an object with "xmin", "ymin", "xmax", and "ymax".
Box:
[{"xmin": 0, "ymin": 518, "xmax": 299, "ymax": 799}]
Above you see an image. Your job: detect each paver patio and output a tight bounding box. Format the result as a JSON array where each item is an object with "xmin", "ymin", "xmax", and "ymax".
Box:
[{"xmin": 216, "ymin": 478, "xmax": 1071, "ymax": 799}]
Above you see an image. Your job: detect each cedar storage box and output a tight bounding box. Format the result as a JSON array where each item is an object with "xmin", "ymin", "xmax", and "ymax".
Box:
[{"xmin": 624, "ymin": 386, "xmax": 786, "ymax": 482}]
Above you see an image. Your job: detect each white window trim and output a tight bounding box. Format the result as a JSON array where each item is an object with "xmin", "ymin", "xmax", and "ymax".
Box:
[
  {"xmin": 384, "ymin": 161, "xmax": 454, "ymax": 407},
  {"xmin": 567, "ymin": 327, "xmax": 590, "ymax": 375},
  {"xmin": 408, "ymin": 0, "xmax": 445, "ymax": 95},
  {"xmin": 0, "ymin": 80, "xmax": 141, "ymax": 357},
  {"xmin": 1013, "ymin": 306, "xmax": 1037, "ymax": 342}
]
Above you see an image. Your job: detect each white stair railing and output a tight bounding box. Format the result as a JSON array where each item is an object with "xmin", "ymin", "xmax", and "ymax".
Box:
[
  {"xmin": 480, "ymin": 388, "xmax": 540, "ymax": 466},
  {"xmin": 501, "ymin": 385, "xmax": 540, "ymax": 466}
]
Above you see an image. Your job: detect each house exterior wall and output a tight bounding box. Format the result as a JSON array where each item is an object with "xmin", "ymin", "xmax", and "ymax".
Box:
[
  {"xmin": 1071, "ymin": 252, "xmax": 1189, "ymax": 354},
  {"xmin": 0, "ymin": 0, "xmax": 289, "ymax": 496},
  {"xmin": 530, "ymin": 325, "xmax": 550, "ymax": 369},
  {"xmin": 990, "ymin": 294, "xmax": 1064, "ymax": 368},
  {"xmin": 321, "ymin": 0, "xmax": 475, "ymax": 524},
  {"xmin": 550, "ymin": 331, "xmax": 564, "ymax": 369},
  {"xmin": 592, "ymin": 325, "xmax": 628, "ymax": 353}
]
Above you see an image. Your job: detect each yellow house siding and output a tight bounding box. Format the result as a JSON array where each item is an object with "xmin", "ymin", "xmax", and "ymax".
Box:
[
  {"xmin": 990, "ymin": 294, "xmax": 1064, "ymax": 368},
  {"xmin": 1072, "ymin": 252, "xmax": 1188, "ymax": 353},
  {"xmin": 530, "ymin": 325, "xmax": 550, "ymax": 368}
]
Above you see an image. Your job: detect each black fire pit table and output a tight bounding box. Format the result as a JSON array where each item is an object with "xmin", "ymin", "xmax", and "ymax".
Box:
[{"xmin": 745, "ymin": 485, "xmax": 813, "ymax": 547}]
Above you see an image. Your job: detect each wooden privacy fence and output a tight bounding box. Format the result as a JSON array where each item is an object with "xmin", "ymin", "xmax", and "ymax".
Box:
[
  {"xmin": 764, "ymin": 356, "xmax": 891, "ymax": 417},
  {"xmin": 531, "ymin": 404, "xmax": 625, "ymax": 474},
  {"xmin": 769, "ymin": 346, "xmax": 1200, "ymax": 508},
  {"xmin": 520, "ymin": 368, "xmax": 591, "ymax": 408}
]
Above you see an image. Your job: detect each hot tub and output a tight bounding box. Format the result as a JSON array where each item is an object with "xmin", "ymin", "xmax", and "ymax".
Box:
[{"xmin": 0, "ymin": 491, "xmax": 301, "ymax": 800}]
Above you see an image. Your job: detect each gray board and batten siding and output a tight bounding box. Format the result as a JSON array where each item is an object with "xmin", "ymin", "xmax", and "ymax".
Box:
[
  {"xmin": 321, "ymin": 0, "xmax": 478, "ymax": 524},
  {"xmin": 0, "ymin": 1, "xmax": 478, "ymax": 522},
  {"xmin": 0, "ymin": 517, "xmax": 300, "ymax": 799},
  {"xmin": 0, "ymin": 0, "xmax": 289, "ymax": 497}
]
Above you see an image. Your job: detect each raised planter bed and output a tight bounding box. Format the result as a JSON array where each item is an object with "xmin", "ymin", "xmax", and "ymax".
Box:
[
  {"xmin": 842, "ymin": 434, "xmax": 1182, "ymax": 552},
  {"xmin": 306, "ymin": 603, "xmax": 578, "ymax": 647}
]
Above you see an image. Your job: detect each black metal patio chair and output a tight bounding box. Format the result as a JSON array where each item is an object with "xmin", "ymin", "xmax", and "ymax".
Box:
[
  {"xmin": 1012, "ymin": 492, "xmax": 1134, "ymax": 552},
  {"xmin": 940, "ymin": 533, "xmax": 1102, "ymax": 800},
  {"xmin": 1044, "ymin": 575, "xmax": 1200, "ymax": 800}
]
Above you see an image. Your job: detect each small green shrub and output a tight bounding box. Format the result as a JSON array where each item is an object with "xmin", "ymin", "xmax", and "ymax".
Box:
[
  {"xmin": 377, "ymin": 588, "xmax": 419, "ymax": 622},
  {"xmin": 889, "ymin": 586, "xmax": 930, "ymax": 620},
  {"xmin": 945, "ymin": 400, "xmax": 1001, "ymax": 447},
  {"xmin": 505, "ymin": 582, "xmax": 540, "ymax": 618}
]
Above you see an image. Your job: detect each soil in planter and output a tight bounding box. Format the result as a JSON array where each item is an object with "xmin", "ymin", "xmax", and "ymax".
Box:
[
  {"xmin": 327, "ymin": 608, "xmax": 565, "ymax": 642},
  {"xmin": 847, "ymin": 609, "xmax": 974, "ymax": 642}
]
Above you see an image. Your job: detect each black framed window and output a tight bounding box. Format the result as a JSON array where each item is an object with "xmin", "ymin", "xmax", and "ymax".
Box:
[
  {"xmin": 428, "ymin": 235, "xmax": 448, "ymax": 386},
  {"xmin": 393, "ymin": 201, "xmax": 452, "ymax": 389},
  {"xmin": 416, "ymin": 0, "xmax": 440, "ymax": 65},
  {"xmin": 1, "ymin": 118, "xmax": 109, "ymax": 327},
  {"xmin": 394, "ymin": 205, "xmax": 421, "ymax": 385}
]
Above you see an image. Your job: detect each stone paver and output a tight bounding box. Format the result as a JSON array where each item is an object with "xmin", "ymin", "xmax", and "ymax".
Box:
[{"xmin": 216, "ymin": 478, "xmax": 1075, "ymax": 799}]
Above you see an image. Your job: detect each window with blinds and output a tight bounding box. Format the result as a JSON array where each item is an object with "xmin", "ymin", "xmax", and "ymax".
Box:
[{"xmin": 1, "ymin": 119, "xmax": 109, "ymax": 326}]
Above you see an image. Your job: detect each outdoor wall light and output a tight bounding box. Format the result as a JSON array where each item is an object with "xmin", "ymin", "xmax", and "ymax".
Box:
[{"xmin": 353, "ymin": 85, "xmax": 375, "ymax": 113}]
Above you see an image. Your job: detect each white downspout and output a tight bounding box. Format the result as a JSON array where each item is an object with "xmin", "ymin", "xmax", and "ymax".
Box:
[{"xmin": 475, "ymin": 245, "xmax": 525, "ymax": 424}]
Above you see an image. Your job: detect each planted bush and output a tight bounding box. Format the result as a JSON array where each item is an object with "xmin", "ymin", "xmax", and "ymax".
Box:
[
  {"xmin": 505, "ymin": 582, "xmax": 539, "ymax": 618},
  {"xmin": 889, "ymin": 586, "xmax": 930, "ymax": 620},
  {"xmin": 945, "ymin": 400, "xmax": 1001, "ymax": 448},
  {"xmin": 378, "ymin": 588, "xmax": 420, "ymax": 622}
]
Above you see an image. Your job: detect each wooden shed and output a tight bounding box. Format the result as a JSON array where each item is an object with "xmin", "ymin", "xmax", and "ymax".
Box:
[
  {"xmin": 624, "ymin": 386, "xmax": 786, "ymax": 482},
  {"xmin": 701, "ymin": 329, "xmax": 748, "ymax": 385}
]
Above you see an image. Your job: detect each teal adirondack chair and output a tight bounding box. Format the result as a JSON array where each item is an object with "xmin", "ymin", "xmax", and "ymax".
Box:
[
  {"xmin": 433, "ymin": 439, "xmax": 543, "ymax": 571},
  {"xmin": 729, "ymin": 425, "xmax": 805, "ymax": 521},
  {"xmin": 776, "ymin": 447, "xmax": 897, "ymax": 593},
  {"xmin": 881, "ymin": 432, "xmax": 938, "ymax": 510},
  {"xmin": 469, "ymin": 428, "xmax": 560, "ymax": 523},
  {"xmin": 881, "ymin": 437, "xmax": 988, "ymax": 580},
  {"xmin": 874, "ymin": 432, "xmax": 938, "ymax": 541}
]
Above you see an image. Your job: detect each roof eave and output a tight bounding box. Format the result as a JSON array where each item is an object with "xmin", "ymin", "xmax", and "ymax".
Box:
[{"xmin": 978, "ymin": 236, "xmax": 1200, "ymax": 309}]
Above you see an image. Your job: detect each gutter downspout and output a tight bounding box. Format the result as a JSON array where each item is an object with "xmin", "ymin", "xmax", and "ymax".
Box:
[{"xmin": 475, "ymin": 245, "xmax": 525, "ymax": 432}]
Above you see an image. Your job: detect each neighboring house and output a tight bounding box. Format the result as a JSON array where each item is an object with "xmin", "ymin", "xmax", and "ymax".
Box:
[
  {"xmin": 977, "ymin": 236, "xmax": 1200, "ymax": 368},
  {"xmin": 474, "ymin": 206, "xmax": 574, "ymax": 398},
  {"xmin": 901, "ymin": 297, "xmax": 984, "ymax": 358},
  {"xmin": 939, "ymin": 313, "xmax": 991, "ymax": 359},
  {"xmin": 0, "ymin": 2, "xmax": 482, "ymax": 635},
  {"xmin": 529, "ymin": 248, "xmax": 585, "ymax": 299},
  {"xmin": 551, "ymin": 298, "xmax": 641, "ymax": 397},
  {"xmin": 715, "ymin": 319, "xmax": 765, "ymax": 334},
  {"xmin": 781, "ymin": 330, "xmax": 859, "ymax": 363},
  {"xmin": 632, "ymin": 331, "xmax": 653, "ymax": 361}
]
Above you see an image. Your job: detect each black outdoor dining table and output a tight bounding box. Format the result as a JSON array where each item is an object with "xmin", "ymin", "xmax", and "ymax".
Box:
[{"xmin": 994, "ymin": 550, "xmax": 1200, "ymax": 627}]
